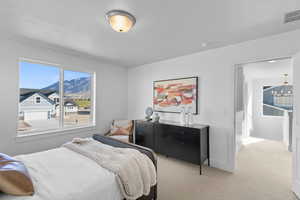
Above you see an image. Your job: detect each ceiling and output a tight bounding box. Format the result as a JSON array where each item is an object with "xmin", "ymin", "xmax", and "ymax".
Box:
[{"xmin": 1, "ymin": 0, "xmax": 300, "ymax": 67}]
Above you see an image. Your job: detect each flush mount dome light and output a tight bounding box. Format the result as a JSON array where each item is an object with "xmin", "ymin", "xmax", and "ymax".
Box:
[{"xmin": 106, "ymin": 10, "xmax": 136, "ymax": 32}]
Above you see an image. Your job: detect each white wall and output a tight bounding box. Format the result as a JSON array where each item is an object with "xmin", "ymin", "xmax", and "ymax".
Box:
[
  {"xmin": 128, "ymin": 29, "xmax": 300, "ymax": 172},
  {"xmin": 250, "ymin": 78, "xmax": 285, "ymax": 141},
  {"xmin": 242, "ymin": 59, "xmax": 293, "ymax": 141},
  {"xmin": 0, "ymin": 37, "xmax": 128, "ymax": 156}
]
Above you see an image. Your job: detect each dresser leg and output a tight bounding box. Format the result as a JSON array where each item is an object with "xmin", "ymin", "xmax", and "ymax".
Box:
[{"xmin": 207, "ymin": 127, "xmax": 210, "ymax": 167}]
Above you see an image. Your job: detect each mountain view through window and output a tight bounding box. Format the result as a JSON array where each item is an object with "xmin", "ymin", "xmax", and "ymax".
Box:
[{"xmin": 18, "ymin": 61, "xmax": 93, "ymax": 134}]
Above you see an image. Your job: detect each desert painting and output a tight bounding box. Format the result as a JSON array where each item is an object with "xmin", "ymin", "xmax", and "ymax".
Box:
[{"xmin": 153, "ymin": 77, "xmax": 198, "ymax": 114}]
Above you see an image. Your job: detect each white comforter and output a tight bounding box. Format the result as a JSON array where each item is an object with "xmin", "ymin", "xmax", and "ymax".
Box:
[{"xmin": 0, "ymin": 147, "xmax": 123, "ymax": 200}]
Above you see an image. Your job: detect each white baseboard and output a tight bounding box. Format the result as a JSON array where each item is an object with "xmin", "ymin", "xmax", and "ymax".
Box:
[
  {"xmin": 293, "ymin": 180, "xmax": 300, "ymax": 199},
  {"xmin": 236, "ymin": 140, "xmax": 243, "ymax": 152}
]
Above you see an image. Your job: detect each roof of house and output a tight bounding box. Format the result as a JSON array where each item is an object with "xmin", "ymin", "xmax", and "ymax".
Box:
[
  {"xmin": 20, "ymin": 89, "xmax": 79, "ymax": 107},
  {"xmin": 20, "ymin": 88, "xmax": 57, "ymax": 96},
  {"xmin": 64, "ymin": 100, "xmax": 77, "ymax": 106},
  {"xmin": 20, "ymin": 88, "xmax": 57, "ymax": 104}
]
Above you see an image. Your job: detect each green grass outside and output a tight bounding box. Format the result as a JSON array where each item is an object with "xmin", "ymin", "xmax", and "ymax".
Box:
[{"xmin": 74, "ymin": 100, "xmax": 91, "ymax": 108}]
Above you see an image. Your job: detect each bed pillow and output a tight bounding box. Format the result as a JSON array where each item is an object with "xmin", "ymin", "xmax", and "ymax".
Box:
[
  {"xmin": 108, "ymin": 120, "xmax": 133, "ymax": 136},
  {"xmin": 0, "ymin": 153, "xmax": 34, "ymax": 196}
]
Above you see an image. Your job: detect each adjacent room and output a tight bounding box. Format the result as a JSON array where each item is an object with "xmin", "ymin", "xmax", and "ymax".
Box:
[
  {"xmin": 1, "ymin": 1, "xmax": 300, "ymax": 200},
  {"xmin": 235, "ymin": 58, "xmax": 294, "ymax": 199}
]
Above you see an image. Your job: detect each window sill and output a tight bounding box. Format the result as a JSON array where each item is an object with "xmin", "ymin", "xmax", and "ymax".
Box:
[
  {"xmin": 261, "ymin": 115, "xmax": 284, "ymax": 118},
  {"xmin": 15, "ymin": 125, "xmax": 97, "ymax": 143}
]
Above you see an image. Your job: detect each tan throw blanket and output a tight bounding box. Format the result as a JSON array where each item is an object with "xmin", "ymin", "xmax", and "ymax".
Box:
[{"xmin": 63, "ymin": 138, "xmax": 157, "ymax": 200}]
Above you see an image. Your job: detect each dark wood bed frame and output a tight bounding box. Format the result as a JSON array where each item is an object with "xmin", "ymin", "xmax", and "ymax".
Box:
[{"xmin": 93, "ymin": 134, "xmax": 157, "ymax": 200}]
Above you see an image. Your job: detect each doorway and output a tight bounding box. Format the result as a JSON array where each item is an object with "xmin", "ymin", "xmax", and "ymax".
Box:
[{"xmin": 234, "ymin": 58, "xmax": 297, "ymax": 198}]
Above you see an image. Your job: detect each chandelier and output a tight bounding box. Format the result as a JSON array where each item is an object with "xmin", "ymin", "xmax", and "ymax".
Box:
[{"xmin": 271, "ymin": 74, "xmax": 292, "ymax": 97}]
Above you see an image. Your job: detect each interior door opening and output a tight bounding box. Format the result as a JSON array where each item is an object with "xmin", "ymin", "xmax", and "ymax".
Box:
[{"xmin": 234, "ymin": 57, "xmax": 298, "ymax": 199}]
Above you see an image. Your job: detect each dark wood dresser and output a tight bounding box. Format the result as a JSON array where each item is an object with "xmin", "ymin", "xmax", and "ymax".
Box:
[{"xmin": 134, "ymin": 120, "xmax": 210, "ymax": 174}]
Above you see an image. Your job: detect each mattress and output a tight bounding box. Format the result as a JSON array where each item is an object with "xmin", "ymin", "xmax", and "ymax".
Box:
[{"xmin": 0, "ymin": 147, "xmax": 123, "ymax": 200}]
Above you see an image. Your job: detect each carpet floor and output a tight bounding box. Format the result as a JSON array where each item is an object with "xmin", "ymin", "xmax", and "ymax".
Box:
[{"xmin": 157, "ymin": 139, "xmax": 298, "ymax": 200}]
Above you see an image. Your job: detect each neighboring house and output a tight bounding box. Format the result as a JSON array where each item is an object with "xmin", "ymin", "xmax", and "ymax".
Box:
[
  {"xmin": 19, "ymin": 91, "xmax": 56, "ymax": 121},
  {"xmin": 64, "ymin": 101, "xmax": 79, "ymax": 114},
  {"xmin": 20, "ymin": 89, "xmax": 78, "ymax": 121},
  {"xmin": 48, "ymin": 92, "xmax": 60, "ymax": 105},
  {"xmin": 55, "ymin": 101, "xmax": 78, "ymax": 116}
]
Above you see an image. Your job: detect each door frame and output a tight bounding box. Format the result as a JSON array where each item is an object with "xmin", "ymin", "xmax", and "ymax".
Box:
[
  {"xmin": 232, "ymin": 56, "xmax": 292, "ymax": 171},
  {"xmin": 292, "ymin": 53, "xmax": 300, "ymax": 198}
]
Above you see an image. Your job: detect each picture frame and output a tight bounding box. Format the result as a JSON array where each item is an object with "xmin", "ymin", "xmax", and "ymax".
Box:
[{"xmin": 153, "ymin": 77, "xmax": 198, "ymax": 114}]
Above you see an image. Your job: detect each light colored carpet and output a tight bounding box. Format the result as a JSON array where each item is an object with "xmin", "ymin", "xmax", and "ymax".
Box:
[{"xmin": 157, "ymin": 139, "xmax": 298, "ymax": 200}]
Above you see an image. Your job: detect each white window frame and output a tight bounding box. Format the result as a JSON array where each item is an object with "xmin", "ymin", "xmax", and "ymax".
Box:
[{"xmin": 17, "ymin": 58, "xmax": 96, "ymax": 137}]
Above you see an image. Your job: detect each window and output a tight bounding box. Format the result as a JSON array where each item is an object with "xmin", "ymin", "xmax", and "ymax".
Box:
[
  {"xmin": 64, "ymin": 70, "xmax": 92, "ymax": 127},
  {"xmin": 35, "ymin": 97, "xmax": 41, "ymax": 104},
  {"xmin": 18, "ymin": 60, "xmax": 95, "ymax": 135},
  {"xmin": 262, "ymin": 85, "xmax": 293, "ymax": 116}
]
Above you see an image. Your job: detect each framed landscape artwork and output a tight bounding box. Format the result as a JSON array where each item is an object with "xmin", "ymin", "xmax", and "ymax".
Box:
[{"xmin": 153, "ymin": 77, "xmax": 198, "ymax": 114}]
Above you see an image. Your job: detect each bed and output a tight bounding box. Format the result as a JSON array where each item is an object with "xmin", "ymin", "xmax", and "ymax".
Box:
[{"xmin": 0, "ymin": 134, "xmax": 157, "ymax": 200}]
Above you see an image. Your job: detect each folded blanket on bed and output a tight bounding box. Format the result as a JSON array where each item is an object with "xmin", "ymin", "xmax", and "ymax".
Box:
[{"xmin": 63, "ymin": 138, "xmax": 156, "ymax": 200}]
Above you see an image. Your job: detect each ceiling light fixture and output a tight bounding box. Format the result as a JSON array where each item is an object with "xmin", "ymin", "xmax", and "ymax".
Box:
[
  {"xmin": 106, "ymin": 10, "xmax": 136, "ymax": 32},
  {"xmin": 268, "ymin": 60, "xmax": 277, "ymax": 63}
]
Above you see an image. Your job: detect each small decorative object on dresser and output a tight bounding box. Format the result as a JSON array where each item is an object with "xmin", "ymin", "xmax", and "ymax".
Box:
[
  {"xmin": 153, "ymin": 113, "xmax": 160, "ymax": 122},
  {"xmin": 135, "ymin": 120, "xmax": 210, "ymax": 175},
  {"xmin": 180, "ymin": 107, "xmax": 187, "ymax": 125},
  {"xmin": 186, "ymin": 106, "xmax": 193, "ymax": 125},
  {"xmin": 145, "ymin": 107, "xmax": 154, "ymax": 121}
]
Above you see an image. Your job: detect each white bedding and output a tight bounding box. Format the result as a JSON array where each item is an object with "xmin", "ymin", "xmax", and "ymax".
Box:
[{"xmin": 0, "ymin": 147, "xmax": 123, "ymax": 200}]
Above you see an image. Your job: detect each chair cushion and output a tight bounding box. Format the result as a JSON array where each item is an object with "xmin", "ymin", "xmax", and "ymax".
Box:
[
  {"xmin": 108, "ymin": 120, "xmax": 133, "ymax": 136},
  {"xmin": 0, "ymin": 153, "xmax": 34, "ymax": 196}
]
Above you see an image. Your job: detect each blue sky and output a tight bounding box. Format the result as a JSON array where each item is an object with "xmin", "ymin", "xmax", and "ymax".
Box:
[
  {"xmin": 64, "ymin": 70, "xmax": 90, "ymax": 81},
  {"xmin": 20, "ymin": 61, "xmax": 90, "ymax": 89}
]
